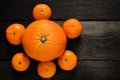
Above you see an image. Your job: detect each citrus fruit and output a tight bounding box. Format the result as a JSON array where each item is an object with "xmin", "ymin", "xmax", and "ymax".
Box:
[
  {"xmin": 6, "ymin": 23, "xmax": 25, "ymax": 45},
  {"xmin": 37, "ymin": 61, "xmax": 56, "ymax": 78},
  {"xmin": 58, "ymin": 50, "xmax": 77, "ymax": 71},
  {"xmin": 11, "ymin": 53, "xmax": 30, "ymax": 72},
  {"xmin": 33, "ymin": 4, "xmax": 52, "ymax": 20},
  {"xmin": 63, "ymin": 18, "xmax": 82, "ymax": 39},
  {"xmin": 22, "ymin": 20, "xmax": 67, "ymax": 61}
]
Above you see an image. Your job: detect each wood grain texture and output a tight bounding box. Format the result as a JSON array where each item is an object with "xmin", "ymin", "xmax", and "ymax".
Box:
[
  {"xmin": 1, "ymin": 21, "xmax": 120, "ymax": 60},
  {"xmin": 0, "ymin": 0, "xmax": 120, "ymax": 79},
  {"xmin": 0, "ymin": 60, "xmax": 120, "ymax": 80},
  {"xmin": 0, "ymin": 0, "xmax": 120, "ymax": 20}
]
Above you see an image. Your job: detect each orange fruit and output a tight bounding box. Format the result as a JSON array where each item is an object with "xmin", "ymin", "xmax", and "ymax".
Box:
[
  {"xmin": 37, "ymin": 61, "xmax": 56, "ymax": 78},
  {"xmin": 11, "ymin": 53, "xmax": 30, "ymax": 72},
  {"xmin": 33, "ymin": 4, "xmax": 52, "ymax": 20},
  {"xmin": 22, "ymin": 20, "xmax": 67, "ymax": 61},
  {"xmin": 58, "ymin": 50, "xmax": 77, "ymax": 71},
  {"xmin": 6, "ymin": 23, "xmax": 25, "ymax": 45},
  {"xmin": 63, "ymin": 18, "xmax": 82, "ymax": 39}
]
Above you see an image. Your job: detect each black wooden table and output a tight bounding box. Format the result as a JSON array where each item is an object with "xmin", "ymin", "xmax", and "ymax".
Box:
[{"xmin": 0, "ymin": 0, "xmax": 120, "ymax": 80}]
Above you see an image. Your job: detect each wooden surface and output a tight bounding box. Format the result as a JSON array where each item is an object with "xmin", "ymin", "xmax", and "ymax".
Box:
[
  {"xmin": 0, "ymin": 0, "xmax": 120, "ymax": 80},
  {"xmin": 0, "ymin": 0, "xmax": 120, "ymax": 20}
]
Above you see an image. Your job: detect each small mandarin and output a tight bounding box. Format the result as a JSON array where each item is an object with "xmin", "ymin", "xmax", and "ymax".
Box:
[
  {"xmin": 58, "ymin": 50, "xmax": 77, "ymax": 71},
  {"xmin": 33, "ymin": 4, "xmax": 52, "ymax": 20},
  {"xmin": 63, "ymin": 18, "xmax": 82, "ymax": 39},
  {"xmin": 12, "ymin": 53, "xmax": 30, "ymax": 72},
  {"xmin": 37, "ymin": 61, "xmax": 56, "ymax": 78},
  {"xmin": 6, "ymin": 23, "xmax": 25, "ymax": 45}
]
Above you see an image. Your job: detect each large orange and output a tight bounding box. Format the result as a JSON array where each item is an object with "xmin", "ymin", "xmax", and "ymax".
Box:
[{"xmin": 22, "ymin": 20, "xmax": 67, "ymax": 61}]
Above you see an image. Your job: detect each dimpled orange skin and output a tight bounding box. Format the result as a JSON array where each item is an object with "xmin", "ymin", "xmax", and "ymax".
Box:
[
  {"xmin": 22, "ymin": 20, "xmax": 67, "ymax": 61},
  {"xmin": 63, "ymin": 18, "xmax": 82, "ymax": 39},
  {"xmin": 37, "ymin": 61, "xmax": 56, "ymax": 78},
  {"xmin": 58, "ymin": 50, "xmax": 77, "ymax": 71},
  {"xmin": 6, "ymin": 23, "xmax": 25, "ymax": 45},
  {"xmin": 33, "ymin": 4, "xmax": 52, "ymax": 20},
  {"xmin": 12, "ymin": 53, "xmax": 30, "ymax": 72}
]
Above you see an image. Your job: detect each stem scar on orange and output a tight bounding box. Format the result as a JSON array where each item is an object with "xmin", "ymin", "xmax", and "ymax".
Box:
[
  {"xmin": 6, "ymin": 23, "xmax": 25, "ymax": 45},
  {"xmin": 37, "ymin": 61, "xmax": 56, "ymax": 78},
  {"xmin": 63, "ymin": 18, "xmax": 82, "ymax": 39},
  {"xmin": 33, "ymin": 4, "xmax": 52, "ymax": 20},
  {"xmin": 58, "ymin": 50, "xmax": 77, "ymax": 71},
  {"xmin": 22, "ymin": 20, "xmax": 67, "ymax": 61},
  {"xmin": 11, "ymin": 53, "xmax": 30, "ymax": 72}
]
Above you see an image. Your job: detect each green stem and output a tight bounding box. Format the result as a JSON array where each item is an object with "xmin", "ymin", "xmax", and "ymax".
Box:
[{"xmin": 40, "ymin": 36, "xmax": 47, "ymax": 43}]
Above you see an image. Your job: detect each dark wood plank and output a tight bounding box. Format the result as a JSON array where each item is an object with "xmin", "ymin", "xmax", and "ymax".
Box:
[
  {"xmin": 67, "ymin": 21, "xmax": 120, "ymax": 60},
  {"xmin": 0, "ymin": 0, "xmax": 120, "ymax": 20},
  {"xmin": 1, "ymin": 21, "xmax": 120, "ymax": 60},
  {"xmin": 0, "ymin": 60, "xmax": 120, "ymax": 80}
]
